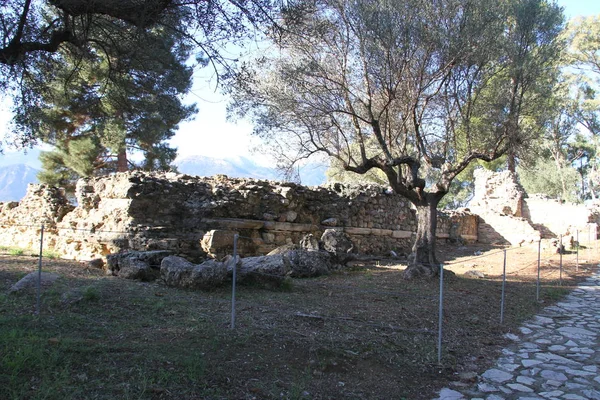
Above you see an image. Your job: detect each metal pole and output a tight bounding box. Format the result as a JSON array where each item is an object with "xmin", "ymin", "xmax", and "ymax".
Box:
[
  {"xmin": 500, "ymin": 250, "xmax": 506, "ymax": 324},
  {"xmin": 559, "ymin": 234, "xmax": 563, "ymax": 286},
  {"xmin": 230, "ymin": 234, "xmax": 239, "ymax": 330},
  {"xmin": 536, "ymin": 240, "xmax": 541, "ymax": 302},
  {"xmin": 36, "ymin": 224, "xmax": 45, "ymax": 315},
  {"xmin": 576, "ymin": 230, "xmax": 579, "ymax": 272},
  {"xmin": 437, "ymin": 263, "xmax": 444, "ymax": 365}
]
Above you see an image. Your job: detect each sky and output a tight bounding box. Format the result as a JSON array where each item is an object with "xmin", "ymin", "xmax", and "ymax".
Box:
[{"xmin": 1, "ymin": 0, "xmax": 599, "ymax": 169}]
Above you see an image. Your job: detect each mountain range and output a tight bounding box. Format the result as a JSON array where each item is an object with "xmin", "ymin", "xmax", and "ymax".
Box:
[
  {"xmin": 0, "ymin": 155, "xmax": 327, "ymax": 202},
  {"xmin": 174, "ymin": 155, "xmax": 328, "ymax": 186},
  {"xmin": 0, "ymin": 164, "xmax": 39, "ymax": 202}
]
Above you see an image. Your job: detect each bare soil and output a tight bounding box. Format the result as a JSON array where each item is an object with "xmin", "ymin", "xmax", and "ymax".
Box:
[{"xmin": 0, "ymin": 242, "xmax": 597, "ymax": 400}]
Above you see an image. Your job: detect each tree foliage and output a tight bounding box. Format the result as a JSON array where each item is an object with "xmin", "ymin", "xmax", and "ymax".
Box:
[
  {"xmin": 518, "ymin": 157, "xmax": 580, "ymax": 201},
  {"xmin": 229, "ymin": 0, "xmax": 564, "ymax": 277},
  {"xmin": 26, "ymin": 15, "xmax": 195, "ymax": 190},
  {"xmin": 0, "ymin": 0, "xmax": 276, "ymax": 149},
  {"xmin": 558, "ymin": 15, "xmax": 600, "ymax": 200}
]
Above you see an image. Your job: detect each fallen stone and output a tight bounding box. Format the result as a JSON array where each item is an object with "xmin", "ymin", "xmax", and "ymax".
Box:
[
  {"xmin": 267, "ymin": 243, "xmax": 299, "ymax": 256},
  {"xmin": 9, "ymin": 272, "xmax": 60, "ymax": 293},
  {"xmin": 299, "ymin": 234, "xmax": 320, "ymax": 252},
  {"xmin": 236, "ymin": 254, "xmax": 292, "ymax": 286},
  {"xmin": 321, "ymin": 217, "xmax": 338, "ymax": 226},
  {"xmin": 464, "ymin": 270, "xmax": 485, "ymax": 278},
  {"xmin": 119, "ymin": 257, "xmax": 159, "ymax": 281},
  {"xmin": 321, "ymin": 229, "xmax": 355, "ymax": 264},
  {"xmin": 285, "ymin": 250, "xmax": 335, "ymax": 277},
  {"xmin": 160, "ymin": 256, "xmax": 227, "ymax": 289},
  {"xmin": 107, "ymin": 250, "xmax": 172, "ymax": 279}
]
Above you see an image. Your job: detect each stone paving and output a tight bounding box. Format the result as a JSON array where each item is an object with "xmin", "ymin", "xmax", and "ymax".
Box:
[{"xmin": 435, "ymin": 269, "xmax": 600, "ymax": 400}]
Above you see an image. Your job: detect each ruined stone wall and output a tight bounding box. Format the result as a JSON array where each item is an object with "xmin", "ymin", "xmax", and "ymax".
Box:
[
  {"xmin": 470, "ymin": 169, "xmax": 525, "ymax": 217},
  {"xmin": 0, "ymin": 172, "xmax": 478, "ymax": 261},
  {"xmin": 524, "ymin": 195, "xmax": 599, "ymax": 240},
  {"xmin": 468, "ymin": 169, "xmax": 540, "ymax": 245},
  {"xmin": 469, "ymin": 169, "xmax": 600, "ymax": 245}
]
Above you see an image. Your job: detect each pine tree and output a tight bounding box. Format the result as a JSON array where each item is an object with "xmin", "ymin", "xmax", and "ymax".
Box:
[{"xmin": 26, "ymin": 14, "xmax": 196, "ymax": 191}]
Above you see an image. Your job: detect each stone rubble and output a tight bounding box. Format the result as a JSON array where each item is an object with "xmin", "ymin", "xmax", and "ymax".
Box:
[{"xmin": 435, "ymin": 268, "xmax": 600, "ymax": 400}]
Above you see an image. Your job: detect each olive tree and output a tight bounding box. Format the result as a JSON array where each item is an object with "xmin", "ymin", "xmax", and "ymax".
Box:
[{"xmin": 229, "ymin": 0, "xmax": 564, "ymax": 278}]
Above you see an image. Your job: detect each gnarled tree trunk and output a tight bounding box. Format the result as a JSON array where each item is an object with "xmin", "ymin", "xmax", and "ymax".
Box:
[{"xmin": 403, "ymin": 194, "xmax": 441, "ymax": 280}]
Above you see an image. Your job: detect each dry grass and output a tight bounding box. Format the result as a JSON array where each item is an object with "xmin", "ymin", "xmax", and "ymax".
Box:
[{"xmin": 0, "ymin": 242, "xmax": 597, "ymax": 400}]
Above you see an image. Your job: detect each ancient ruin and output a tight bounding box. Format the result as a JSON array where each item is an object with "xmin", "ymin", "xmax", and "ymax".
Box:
[
  {"xmin": 0, "ymin": 169, "xmax": 598, "ymax": 284},
  {"xmin": 469, "ymin": 168, "xmax": 599, "ymax": 247}
]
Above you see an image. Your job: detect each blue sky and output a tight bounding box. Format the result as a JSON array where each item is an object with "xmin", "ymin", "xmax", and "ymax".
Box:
[{"xmin": 1, "ymin": 0, "xmax": 600, "ymax": 168}]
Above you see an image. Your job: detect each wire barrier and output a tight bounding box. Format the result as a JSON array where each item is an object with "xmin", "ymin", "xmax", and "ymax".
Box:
[{"xmin": 1, "ymin": 220, "xmax": 599, "ymax": 367}]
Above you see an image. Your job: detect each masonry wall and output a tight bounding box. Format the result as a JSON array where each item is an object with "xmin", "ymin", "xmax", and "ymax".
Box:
[
  {"xmin": 468, "ymin": 169, "xmax": 599, "ymax": 245},
  {"xmin": 0, "ymin": 172, "xmax": 478, "ymax": 261},
  {"xmin": 524, "ymin": 195, "xmax": 599, "ymax": 240}
]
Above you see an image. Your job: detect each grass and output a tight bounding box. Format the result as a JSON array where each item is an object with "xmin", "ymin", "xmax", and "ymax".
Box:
[
  {"xmin": 0, "ymin": 328, "xmax": 72, "ymax": 400},
  {"xmin": 0, "ymin": 245, "xmax": 61, "ymax": 259},
  {"xmin": 0, "ymin": 244, "xmax": 596, "ymax": 399}
]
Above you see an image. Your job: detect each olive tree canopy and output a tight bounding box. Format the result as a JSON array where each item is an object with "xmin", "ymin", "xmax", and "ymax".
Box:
[{"xmin": 229, "ymin": 0, "xmax": 564, "ymax": 278}]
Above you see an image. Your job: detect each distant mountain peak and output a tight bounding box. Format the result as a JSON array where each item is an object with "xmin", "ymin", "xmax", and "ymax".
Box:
[
  {"xmin": 174, "ymin": 155, "xmax": 327, "ymax": 186},
  {"xmin": 0, "ymin": 164, "xmax": 39, "ymax": 202}
]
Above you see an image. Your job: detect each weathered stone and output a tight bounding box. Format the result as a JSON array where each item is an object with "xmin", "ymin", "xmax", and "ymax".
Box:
[
  {"xmin": 107, "ymin": 250, "xmax": 172, "ymax": 278},
  {"xmin": 267, "ymin": 243, "xmax": 299, "ymax": 255},
  {"xmin": 285, "ymin": 211, "xmax": 298, "ymax": 222},
  {"xmin": 202, "ymin": 218, "xmax": 264, "ymax": 230},
  {"xmin": 236, "ymin": 254, "xmax": 292, "ymax": 286},
  {"xmin": 0, "ymin": 172, "xmax": 482, "ymax": 261},
  {"xmin": 299, "ymin": 234, "xmax": 320, "ymax": 252},
  {"xmin": 118, "ymin": 258, "xmax": 158, "ymax": 281},
  {"xmin": 9, "ymin": 272, "xmax": 60, "ymax": 293},
  {"xmin": 201, "ymin": 230, "xmax": 236, "ymax": 259},
  {"xmin": 160, "ymin": 256, "xmax": 227, "ymax": 289},
  {"xmin": 321, "ymin": 218, "xmax": 338, "ymax": 226},
  {"xmin": 321, "ymin": 229, "xmax": 355, "ymax": 264},
  {"xmin": 285, "ymin": 250, "xmax": 334, "ymax": 277},
  {"xmin": 464, "ymin": 270, "xmax": 485, "ymax": 279},
  {"xmin": 344, "ymin": 227, "xmax": 372, "ymax": 235},
  {"xmin": 391, "ymin": 230, "xmax": 413, "ymax": 239}
]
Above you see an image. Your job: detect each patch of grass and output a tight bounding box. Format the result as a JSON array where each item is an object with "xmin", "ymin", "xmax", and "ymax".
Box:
[
  {"xmin": 82, "ymin": 286, "xmax": 100, "ymax": 302},
  {"xmin": 542, "ymin": 286, "xmax": 570, "ymax": 301},
  {"xmin": 0, "ymin": 329, "xmax": 72, "ymax": 400},
  {"xmin": 42, "ymin": 250, "xmax": 61, "ymax": 259},
  {"xmin": 8, "ymin": 248, "xmax": 26, "ymax": 256}
]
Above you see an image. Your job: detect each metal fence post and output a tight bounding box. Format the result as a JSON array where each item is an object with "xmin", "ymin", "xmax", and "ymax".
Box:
[
  {"xmin": 500, "ymin": 249, "xmax": 506, "ymax": 324},
  {"xmin": 230, "ymin": 233, "xmax": 239, "ymax": 330},
  {"xmin": 536, "ymin": 240, "xmax": 541, "ymax": 302},
  {"xmin": 559, "ymin": 234, "xmax": 563, "ymax": 286},
  {"xmin": 437, "ymin": 263, "xmax": 444, "ymax": 365},
  {"xmin": 36, "ymin": 224, "xmax": 45, "ymax": 315},
  {"xmin": 576, "ymin": 230, "xmax": 579, "ymax": 272}
]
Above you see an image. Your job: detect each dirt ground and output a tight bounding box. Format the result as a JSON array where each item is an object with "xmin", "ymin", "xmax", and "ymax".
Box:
[{"xmin": 0, "ymin": 241, "xmax": 597, "ymax": 400}]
